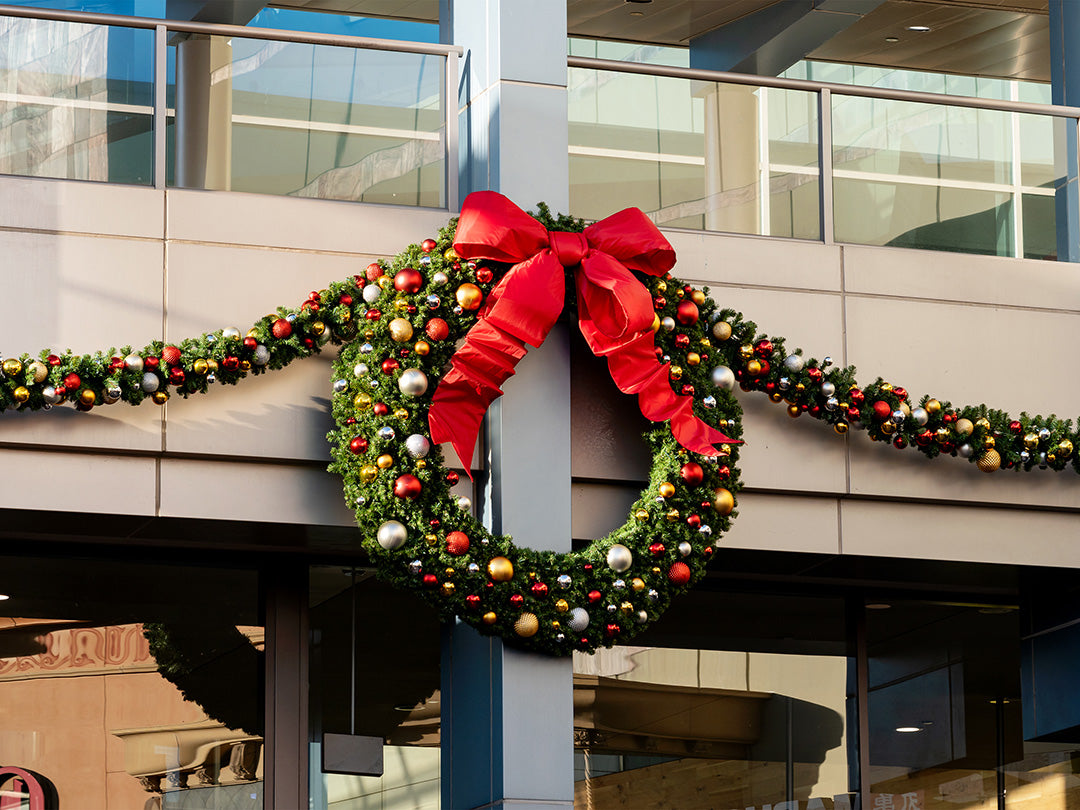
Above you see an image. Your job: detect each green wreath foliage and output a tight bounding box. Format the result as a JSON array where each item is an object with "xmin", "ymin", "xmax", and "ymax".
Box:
[{"xmin": 1, "ymin": 206, "xmax": 1077, "ymax": 659}]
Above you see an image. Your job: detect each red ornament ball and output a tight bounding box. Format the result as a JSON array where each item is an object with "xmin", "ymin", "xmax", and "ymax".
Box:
[
  {"xmin": 394, "ymin": 268, "xmax": 424, "ymax": 293},
  {"xmin": 476, "ymin": 267, "xmax": 494, "ymax": 284},
  {"xmin": 271, "ymin": 319, "xmax": 292, "ymax": 339},
  {"xmin": 668, "ymin": 561, "xmax": 691, "ymax": 585},
  {"xmin": 393, "ymin": 474, "xmax": 422, "ymax": 500},
  {"xmin": 422, "ymin": 574, "xmax": 438, "ymax": 587},
  {"xmin": 531, "ymin": 581, "xmax": 549, "ymax": 598},
  {"xmin": 465, "ymin": 594, "xmax": 481, "ymax": 608},
  {"xmin": 340, "ymin": 293, "xmax": 353, "ymax": 306},
  {"xmin": 446, "ymin": 531, "xmax": 470, "ymax": 556},
  {"xmin": 243, "ymin": 336, "xmax": 257, "ymax": 350},
  {"xmin": 754, "ymin": 339, "xmax": 773, "ymax": 358},
  {"xmin": 807, "ymin": 367, "xmax": 822, "ymax": 383},
  {"xmin": 686, "ymin": 514, "xmax": 701, "ymax": 529},
  {"xmin": 509, "ymin": 594, "xmax": 524, "ymax": 606},
  {"xmin": 63, "ymin": 373, "xmax": 81, "ymax": 391},
  {"xmin": 871, "ymin": 400, "xmax": 893, "ymax": 422},
  {"xmin": 1009, "ymin": 420, "xmax": 1023, "ymax": 434},
  {"xmin": 425, "ymin": 318, "xmax": 449, "ymax": 341},
  {"xmin": 648, "ymin": 542, "xmax": 665, "ymax": 556},
  {"xmin": 365, "ymin": 309, "xmax": 382, "ymax": 321},
  {"xmin": 168, "ymin": 368, "xmax": 185, "ymax": 386},
  {"xmin": 161, "ymin": 345, "xmax": 181, "ymax": 366},
  {"xmin": 144, "ymin": 356, "xmax": 160, "ymax": 369},
  {"xmin": 373, "ymin": 402, "xmax": 389, "ymax": 416},
  {"xmin": 365, "ymin": 262, "xmax": 383, "ymax": 280},
  {"xmin": 446, "ymin": 471, "xmax": 460, "ymax": 485},
  {"xmin": 680, "ymin": 384, "xmax": 695, "ymax": 397},
  {"xmin": 421, "ymin": 238, "xmax": 437, "ymax": 252},
  {"xmin": 680, "ymin": 462, "xmax": 704, "ymax": 487},
  {"xmin": 894, "ymin": 387, "xmax": 908, "ymax": 400},
  {"xmin": 674, "ymin": 334, "xmax": 690, "ymax": 348},
  {"xmin": 381, "ymin": 359, "xmax": 400, "ymax": 375},
  {"xmin": 47, "ymin": 354, "xmax": 61, "ymax": 366},
  {"xmin": 222, "ymin": 356, "xmax": 239, "ymax": 370},
  {"xmin": 605, "ymin": 624, "xmax": 621, "ymax": 638},
  {"xmin": 676, "ymin": 300, "xmax": 699, "ymax": 325},
  {"xmin": 349, "ymin": 437, "xmax": 368, "ymax": 455},
  {"xmin": 849, "ymin": 389, "xmax": 866, "ymax": 406},
  {"xmin": 587, "ymin": 589, "xmax": 602, "ymax": 604}
]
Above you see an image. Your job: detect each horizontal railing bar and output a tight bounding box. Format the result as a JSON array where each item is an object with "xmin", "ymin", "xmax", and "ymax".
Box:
[
  {"xmin": 0, "ymin": 4, "xmax": 461, "ymax": 56},
  {"xmin": 568, "ymin": 56, "xmax": 1080, "ymax": 120}
]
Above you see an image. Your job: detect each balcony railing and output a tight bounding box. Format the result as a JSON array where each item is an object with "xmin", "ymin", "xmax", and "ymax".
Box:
[
  {"xmin": 568, "ymin": 57, "xmax": 1080, "ymax": 262},
  {"xmin": 0, "ymin": 4, "xmax": 460, "ymax": 209}
]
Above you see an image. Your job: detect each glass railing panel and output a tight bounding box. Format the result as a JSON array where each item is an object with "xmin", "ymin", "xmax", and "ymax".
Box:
[
  {"xmin": 569, "ymin": 67, "xmax": 819, "ymax": 239},
  {"xmin": 169, "ymin": 35, "xmax": 445, "ymax": 206},
  {"xmin": 831, "ymin": 94, "xmax": 1064, "ymax": 259},
  {"xmin": 0, "ymin": 15, "xmax": 154, "ymax": 184}
]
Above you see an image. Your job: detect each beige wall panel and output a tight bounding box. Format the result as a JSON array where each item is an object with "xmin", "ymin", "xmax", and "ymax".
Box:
[
  {"xmin": 158, "ymin": 458, "xmax": 355, "ymax": 526},
  {"xmin": 712, "ymin": 285, "xmax": 847, "ymax": 494},
  {"xmin": 0, "ymin": 231, "xmax": 165, "ymax": 451},
  {"xmin": 0, "ymin": 449, "xmax": 156, "ymax": 515},
  {"xmin": 0, "ymin": 177, "xmax": 164, "ymax": 239},
  {"xmin": 166, "ymin": 241, "xmax": 353, "ymax": 460},
  {"xmin": 723, "ymin": 492, "xmax": 840, "ymax": 554},
  {"xmin": 843, "ymin": 245, "xmax": 1080, "ymax": 312},
  {"xmin": 841, "ymin": 499, "xmax": 1080, "ymax": 568},
  {"xmin": 571, "ymin": 482, "xmax": 639, "ymax": 540},
  {"xmin": 664, "ymin": 229, "xmax": 842, "ymax": 292},
  {"xmin": 167, "ymin": 190, "xmax": 452, "ymax": 254},
  {"xmin": 845, "ymin": 296, "xmax": 1080, "ymax": 507}
]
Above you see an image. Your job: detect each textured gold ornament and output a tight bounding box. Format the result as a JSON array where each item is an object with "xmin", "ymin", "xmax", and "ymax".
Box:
[
  {"xmin": 955, "ymin": 418, "xmax": 974, "ymax": 437},
  {"xmin": 376, "ymin": 454, "xmax": 394, "ymax": 469},
  {"xmin": 354, "ymin": 393, "xmax": 372, "ymax": 411},
  {"xmin": 360, "ymin": 465, "xmax": 379, "ymax": 482},
  {"xmin": 28, "ymin": 361, "xmax": 47, "ymax": 383},
  {"xmin": 977, "ymin": 448, "xmax": 1001, "ymax": 473},
  {"xmin": 456, "ymin": 283, "xmax": 483, "ymax": 310},
  {"xmin": 712, "ymin": 321, "xmax": 732, "ymax": 341},
  {"xmin": 712, "ymin": 488, "xmax": 735, "ymax": 515},
  {"xmin": 658, "ymin": 482, "xmax": 676, "ymax": 498},
  {"xmin": 1, "ymin": 359, "xmax": 21, "ymax": 377},
  {"xmin": 514, "ymin": 613, "xmax": 539, "ymax": 637},
  {"xmin": 389, "ymin": 318, "xmax": 414, "ymax": 342},
  {"xmin": 487, "ymin": 556, "xmax": 514, "ymax": 582}
]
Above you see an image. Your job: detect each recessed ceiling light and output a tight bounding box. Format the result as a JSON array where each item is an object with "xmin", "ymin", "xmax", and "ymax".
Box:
[
  {"xmin": 885, "ymin": 36, "xmax": 900, "ymax": 43},
  {"xmin": 866, "ymin": 602, "xmax": 892, "ymax": 610},
  {"xmin": 630, "ymin": 10, "xmax": 644, "ymax": 16},
  {"xmin": 906, "ymin": 25, "xmax": 931, "ymax": 32},
  {"xmin": 895, "ymin": 726, "xmax": 921, "ymax": 733},
  {"xmin": 0, "ymin": 594, "xmax": 10, "ymax": 601}
]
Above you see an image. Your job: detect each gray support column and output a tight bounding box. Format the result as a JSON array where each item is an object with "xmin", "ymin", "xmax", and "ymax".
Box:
[
  {"xmin": 175, "ymin": 35, "xmax": 232, "ymax": 190},
  {"xmin": 1048, "ymin": 0, "xmax": 1080, "ymax": 262},
  {"xmin": 439, "ymin": 3, "xmax": 574, "ymax": 809}
]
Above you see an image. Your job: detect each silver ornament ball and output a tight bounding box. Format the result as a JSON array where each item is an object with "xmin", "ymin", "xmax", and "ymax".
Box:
[
  {"xmin": 703, "ymin": 395, "xmax": 717, "ymax": 409},
  {"xmin": 362, "ymin": 284, "xmax": 382, "ymax": 304},
  {"xmin": 661, "ymin": 317, "xmax": 676, "ymax": 332},
  {"xmin": 958, "ymin": 443, "xmax": 974, "ymax": 458},
  {"xmin": 333, "ymin": 379, "xmax": 349, "ymax": 394},
  {"xmin": 253, "ymin": 345, "xmax": 270, "ymax": 366},
  {"xmin": 140, "ymin": 372, "xmax": 159, "ymax": 393},
  {"xmin": 377, "ymin": 426, "xmax": 396, "ymax": 441},
  {"xmin": 568, "ymin": 608, "xmax": 590, "ymax": 633},
  {"xmin": 678, "ymin": 541, "xmax": 692, "ymax": 557},
  {"xmin": 783, "ymin": 354, "xmax": 805, "ymax": 373},
  {"xmin": 820, "ymin": 382, "xmax": 836, "ymax": 397},
  {"xmin": 711, "ymin": 365, "xmax": 736, "ymax": 392},
  {"xmin": 405, "ymin": 434, "xmax": 431, "ymax": 459},
  {"xmin": 124, "ymin": 354, "xmax": 144, "ymax": 373},
  {"xmin": 912, "ymin": 407, "xmax": 929, "ymax": 427},
  {"xmin": 606, "ymin": 543, "xmax": 633, "ymax": 573},
  {"xmin": 398, "ymin": 369, "xmax": 429, "ymax": 397},
  {"xmin": 377, "ymin": 520, "xmax": 408, "ymax": 550},
  {"xmin": 557, "ymin": 574, "xmax": 572, "ymax": 589}
]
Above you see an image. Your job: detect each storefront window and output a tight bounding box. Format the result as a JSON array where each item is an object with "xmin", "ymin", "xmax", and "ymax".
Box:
[{"xmin": 0, "ymin": 553, "xmax": 262, "ymax": 809}]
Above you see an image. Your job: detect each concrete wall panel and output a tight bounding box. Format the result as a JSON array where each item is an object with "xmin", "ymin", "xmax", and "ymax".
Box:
[
  {"xmin": 0, "ymin": 177, "xmax": 164, "ymax": 239},
  {"xmin": 0, "ymin": 449, "xmax": 157, "ymax": 516}
]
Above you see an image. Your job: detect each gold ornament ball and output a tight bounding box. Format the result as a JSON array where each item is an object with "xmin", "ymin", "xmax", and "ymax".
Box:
[
  {"xmin": 193, "ymin": 359, "xmax": 209, "ymax": 375},
  {"xmin": 207, "ymin": 359, "xmax": 219, "ymax": 373},
  {"xmin": 394, "ymin": 407, "xmax": 410, "ymax": 420},
  {"xmin": 900, "ymin": 402, "xmax": 911, "ymax": 417},
  {"xmin": 152, "ymin": 391, "xmax": 169, "ymax": 405},
  {"xmin": 975, "ymin": 417, "xmax": 991, "ymax": 431},
  {"xmin": 482, "ymin": 612, "xmax": 497, "ymax": 626},
  {"xmin": 631, "ymin": 577, "xmax": 646, "ymax": 592},
  {"xmin": 620, "ymin": 601, "xmax": 634, "ymax": 615},
  {"xmin": 555, "ymin": 599, "xmax": 569, "ymax": 613},
  {"xmin": 78, "ymin": 389, "xmax": 96, "ymax": 406},
  {"xmin": 691, "ymin": 289, "xmax": 706, "ymax": 305},
  {"xmin": 984, "ymin": 436, "xmax": 996, "ymax": 449},
  {"xmin": 425, "ymin": 533, "xmax": 438, "ymax": 546},
  {"xmin": 487, "ymin": 556, "xmax": 514, "ymax": 582},
  {"xmin": 669, "ymin": 366, "xmax": 683, "ymax": 381},
  {"xmin": 935, "ymin": 427, "xmax": 950, "ymax": 445},
  {"xmin": 665, "ymin": 508, "xmax": 680, "ymax": 521},
  {"xmin": 834, "ymin": 422, "xmax": 849, "ymax": 435},
  {"xmin": 28, "ymin": 361, "xmax": 47, "ymax": 383},
  {"xmin": 769, "ymin": 392, "xmax": 784, "ymax": 403},
  {"xmin": 311, "ymin": 321, "xmax": 326, "ymax": 337},
  {"xmin": 880, "ymin": 383, "xmax": 894, "ymax": 393},
  {"xmin": 1023, "ymin": 433, "xmax": 1039, "ymax": 451},
  {"xmin": 881, "ymin": 421, "xmax": 896, "ymax": 435},
  {"xmin": 656, "ymin": 280, "xmax": 667, "ymax": 293},
  {"xmin": 456, "ymin": 283, "xmax": 484, "ymax": 310},
  {"xmin": 747, "ymin": 360, "xmax": 763, "ymax": 376},
  {"xmin": 360, "ymin": 465, "xmax": 379, "ymax": 483},
  {"xmin": 416, "ymin": 459, "xmax": 427, "ymax": 469},
  {"xmin": 738, "ymin": 344, "xmax": 754, "ymax": 360},
  {"xmin": 650, "ymin": 314, "xmax": 660, "ymax": 333},
  {"xmin": 658, "ymin": 482, "xmax": 676, "ymax": 498},
  {"xmin": 1058, "ymin": 439, "xmax": 1074, "ymax": 458},
  {"xmin": 651, "ymin": 566, "xmax": 662, "ymax": 576},
  {"xmin": 712, "ymin": 487, "xmax": 735, "ymax": 516},
  {"xmin": 925, "ymin": 399, "xmax": 942, "ymax": 415},
  {"xmin": 394, "ymin": 299, "xmax": 410, "ymax": 311},
  {"xmin": 389, "ymin": 318, "xmax": 414, "ymax": 342},
  {"xmin": 955, "ymin": 418, "xmax": 974, "ymax": 437},
  {"xmin": 514, "ymin": 613, "xmax": 539, "ymax": 637},
  {"xmin": 415, "ymin": 340, "xmax": 431, "ymax": 356},
  {"xmin": 376, "ymin": 454, "xmax": 394, "ymax": 469},
  {"xmin": 687, "ymin": 352, "xmax": 700, "ymax": 366},
  {"xmin": 354, "ymin": 393, "xmax": 372, "ymax": 411},
  {"xmin": 712, "ymin": 321, "xmax": 732, "ymax": 341},
  {"xmin": 787, "ymin": 404, "xmax": 801, "ymax": 418},
  {"xmin": 441, "ymin": 582, "xmax": 455, "ymax": 596},
  {"xmin": 377, "ymin": 276, "xmax": 393, "ymax": 290},
  {"xmin": 977, "ymin": 449, "xmax": 1001, "ymax": 473},
  {"xmin": 240, "ymin": 360, "xmax": 251, "ymax": 371},
  {"xmin": 12, "ymin": 386, "xmax": 29, "ymax": 403},
  {"xmin": 2, "ymin": 359, "xmax": 21, "ymax": 377},
  {"xmin": 444, "ymin": 248, "xmax": 459, "ymax": 261}
]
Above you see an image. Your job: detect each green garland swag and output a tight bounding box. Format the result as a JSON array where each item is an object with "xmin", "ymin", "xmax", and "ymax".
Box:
[{"xmin": 1, "ymin": 206, "xmax": 1077, "ymax": 657}]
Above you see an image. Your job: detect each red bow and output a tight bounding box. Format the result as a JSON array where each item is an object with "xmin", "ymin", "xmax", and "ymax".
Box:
[{"xmin": 428, "ymin": 191, "xmax": 738, "ymax": 473}]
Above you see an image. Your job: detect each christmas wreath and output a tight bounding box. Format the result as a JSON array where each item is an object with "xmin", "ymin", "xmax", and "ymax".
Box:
[{"xmin": 1, "ymin": 192, "xmax": 1077, "ymax": 657}]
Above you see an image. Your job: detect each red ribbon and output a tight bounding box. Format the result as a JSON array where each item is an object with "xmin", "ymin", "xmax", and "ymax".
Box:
[{"xmin": 428, "ymin": 191, "xmax": 738, "ymax": 472}]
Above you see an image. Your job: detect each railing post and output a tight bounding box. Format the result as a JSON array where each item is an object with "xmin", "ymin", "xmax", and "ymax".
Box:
[
  {"xmin": 154, "ymin": 24, "xmax": 167, "ymax": 189},
  {"xmin": 818, "ymin": 87, "xmax": 834, "ymax": 245},
  {"xmin": 445, "ymin": 51, "xmax": 460, "ymax": 212}
]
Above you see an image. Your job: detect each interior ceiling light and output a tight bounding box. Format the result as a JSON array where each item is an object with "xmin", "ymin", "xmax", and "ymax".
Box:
[
  {"xmin": 906, "ymin": 25, "xmax": 931, "ymax": 32},
  {"xmin": 895, "ymin": 726, "xmax": 922, "ymax": 733},
  {"xmin": 885, "ymin": 36, "xmax": 900, "ymax": 43},
  {"xmin": 866, "ymin": 602, "xmax": 892, "ymax": 610},
  {"xmin": 630, "ymin": 11, "xmax": 644, "ymax": 16},
  {"xmin": 0, "ymin": 594, "xmax": 10, "ymax": 601}
]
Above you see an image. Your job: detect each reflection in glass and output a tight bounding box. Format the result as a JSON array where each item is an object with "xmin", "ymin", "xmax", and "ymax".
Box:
[
  {"xmin": 308, "ymin": 566, "xmax": 442, "ymax": 810},
  {"xmin": 170, "ymin": 35, "xmax": 445, "ymax": 206},
  {"xmin": 0, "ymin": 15, "xmax": 154, "ymax": 184},
  {"xmin": 0, "ymin": 554, "xmax": 263, "ymax": 809},
  {"xmin": 572, "ymin": 592, "xmax": 852, "ymax": 810},
  {"xmin": 568, "ymin": 68, "xmax": 819, "ymax": 240}
]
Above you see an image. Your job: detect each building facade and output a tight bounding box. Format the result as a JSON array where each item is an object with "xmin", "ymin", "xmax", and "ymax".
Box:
[{"xmin": 0, "ymin": 1, "xmax": 1079, "ymax": 809}]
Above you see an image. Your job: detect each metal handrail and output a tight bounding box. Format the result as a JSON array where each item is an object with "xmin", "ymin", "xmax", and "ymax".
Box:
[
  {"xmin": 568, "ymin": 56, "xmax": 1080, "ymax": 120},
  {"xmin": 0, "ymin": 3, "xmax": 461, "ymax": 56}
]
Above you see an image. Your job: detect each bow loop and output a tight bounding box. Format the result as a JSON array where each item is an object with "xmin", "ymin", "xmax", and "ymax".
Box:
[{"xmin": 429, "ymin": 191, "xmax": 738, "ymax": 475}]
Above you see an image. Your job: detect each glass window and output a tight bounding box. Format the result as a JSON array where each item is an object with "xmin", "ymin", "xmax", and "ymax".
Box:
[{"xmin": 0, "ymin": 553, "xmax": 262, "ymax": 809}]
